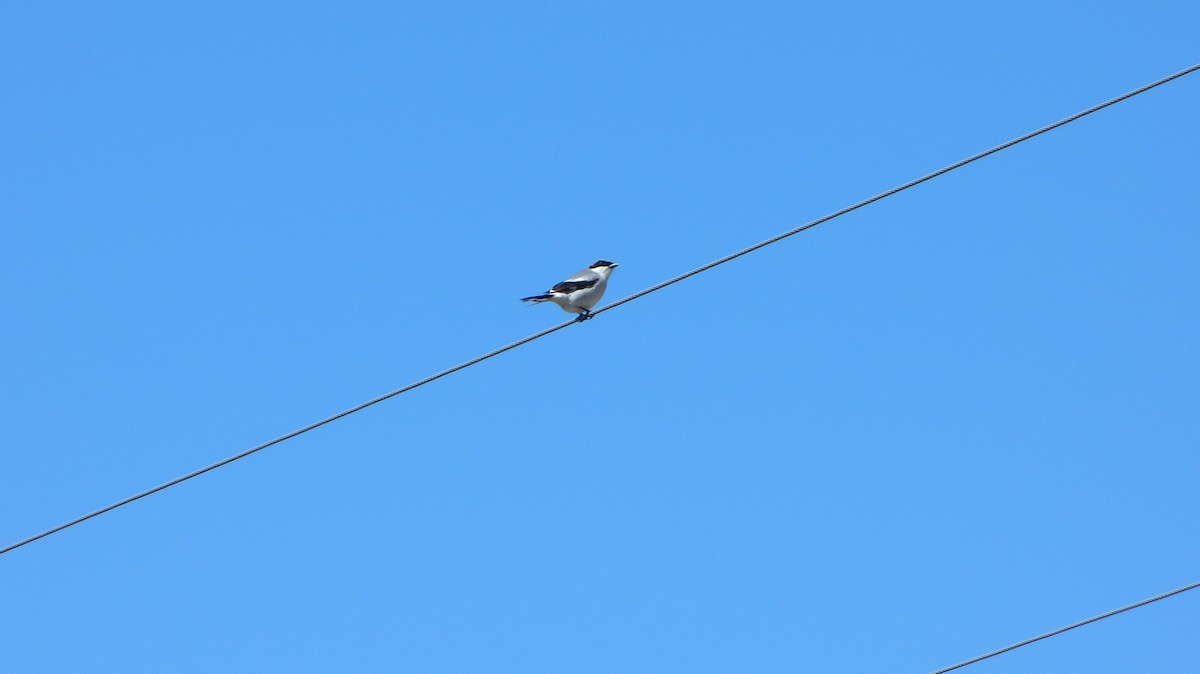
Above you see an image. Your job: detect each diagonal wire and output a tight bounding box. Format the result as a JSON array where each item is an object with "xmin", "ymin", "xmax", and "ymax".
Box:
[
  {"xmin": 592, "ymin": 63, "xmax": 1199, "ymax": 316},
  {"xmin": 929, "ymin": 581, "xmax": 1200, "ymax": 673},
  {"xmin": 2, "ymin": 63, "xmax": 1197, "ymax": 557},
  {"xmin": 0, "ymin": 319, "xmax": 580, "ymax": 556}
]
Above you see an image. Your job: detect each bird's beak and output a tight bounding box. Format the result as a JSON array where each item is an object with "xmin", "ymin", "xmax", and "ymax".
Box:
[{"xmin": 611, "ymin": 263, "xmax": 619, "ymax": 268}]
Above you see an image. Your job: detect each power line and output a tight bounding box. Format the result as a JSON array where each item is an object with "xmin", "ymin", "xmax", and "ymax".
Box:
[
  {"xmin": 2, "ymin": 63, "xmax": 1196, "ymax": 557},
  {"xmin": 0, "ymin": 319, "xmax": 579, "ymax": 556},
  {"xmin": 592, "ymin": 63, "xmax": 1199, "ymax": 316},
  {"xmin": 930, "ymin": 581, "xmax": 1200, "ymax": 673}
]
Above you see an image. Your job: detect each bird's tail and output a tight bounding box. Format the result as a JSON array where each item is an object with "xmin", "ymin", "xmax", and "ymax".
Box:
[{"xmin": 521, "ymin": 294, "xmax": 552, "ymax": 303}]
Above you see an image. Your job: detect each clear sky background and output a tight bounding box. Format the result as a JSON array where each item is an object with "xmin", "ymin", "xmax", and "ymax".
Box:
[{"xmin": 2, "ymin": 2, "xmax": 1197, "ymax": 672}]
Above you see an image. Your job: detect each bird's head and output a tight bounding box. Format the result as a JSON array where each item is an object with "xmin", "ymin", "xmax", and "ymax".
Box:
[{"xmin": 589, "ymin": 260, "xmax": 619, "ymax": 276}]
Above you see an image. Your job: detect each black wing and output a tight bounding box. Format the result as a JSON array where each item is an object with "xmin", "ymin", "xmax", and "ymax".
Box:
[{"xmin": 550, "ymin": 278, "xmax": 598, "ymax": 294}]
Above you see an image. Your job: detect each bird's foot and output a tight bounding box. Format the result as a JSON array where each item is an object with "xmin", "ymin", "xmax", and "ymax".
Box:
[{"xmin": 574, "ymin": 311, "xmax": 593, "ymax": 323}]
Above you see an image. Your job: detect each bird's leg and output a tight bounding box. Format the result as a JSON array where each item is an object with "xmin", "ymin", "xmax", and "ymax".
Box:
[{"xmin": 574, "ymin": 310, "xmax": 592, "ymax": 323}]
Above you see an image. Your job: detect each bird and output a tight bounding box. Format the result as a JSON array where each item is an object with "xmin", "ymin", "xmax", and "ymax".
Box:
[{"xmin": 521, "ymin": 260, "xmax": 619, "ymax": 322}]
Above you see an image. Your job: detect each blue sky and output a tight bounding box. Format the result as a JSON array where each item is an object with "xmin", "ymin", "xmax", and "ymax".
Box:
[{"xmin": 2, "ymin": 2, "xmax": 1197, "ymax": 672}]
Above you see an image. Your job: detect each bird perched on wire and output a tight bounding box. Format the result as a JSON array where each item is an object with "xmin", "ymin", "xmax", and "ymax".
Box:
[{"xmin": 521, "ymin": 260, "xmax": 619, "ymax": 322}]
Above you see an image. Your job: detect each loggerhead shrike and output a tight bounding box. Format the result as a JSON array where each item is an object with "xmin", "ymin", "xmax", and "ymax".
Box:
[{"xmin": 521, "ymin": 260, "xmax": 619, "ymax": 322}]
